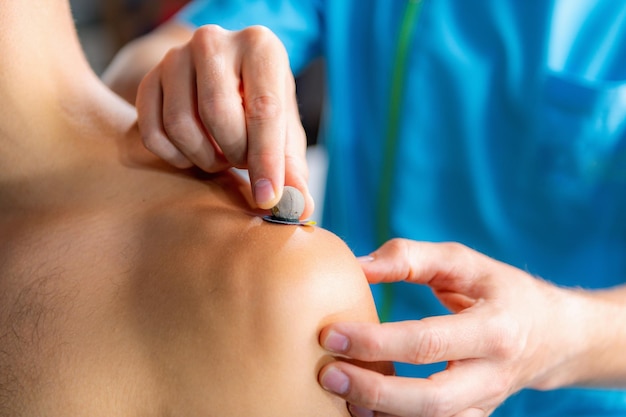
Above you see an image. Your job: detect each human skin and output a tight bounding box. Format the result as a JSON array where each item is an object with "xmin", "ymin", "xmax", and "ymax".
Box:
[
  {"xmin": 103, "ymin": 6, "xmax": 626, "ymax": 417},
  {"xmin": 103, "ymin": 21, "xmax": 313, "ymax": 214},
  {"xmin": 318, "ymin": 239, "xmax": 626, "ymax": 417},
  {"xmin": 0, "ymin": 2, "xmax": 391, "ymax": 415}
]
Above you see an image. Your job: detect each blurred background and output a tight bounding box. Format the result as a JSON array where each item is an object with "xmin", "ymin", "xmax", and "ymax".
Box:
[
  {"xmin": 72, "ymin": 0, "xmax": 191, "ymax": 74},
  {"xmin": 71, "ymin": 0, "xmax": 327, "ymax": 219},
  {"xmin": 70, "ymin": 0, "xmax": 324, "ymax": 143}
]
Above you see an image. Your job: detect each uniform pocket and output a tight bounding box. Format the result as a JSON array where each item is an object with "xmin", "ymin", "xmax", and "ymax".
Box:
[
  {"xmin": 535, "ymin": 71, "xmax": 626, "ymax": 201},
  {"xmin": 513, "ymin": 70, "xmax": 626, "ymax": 232}
]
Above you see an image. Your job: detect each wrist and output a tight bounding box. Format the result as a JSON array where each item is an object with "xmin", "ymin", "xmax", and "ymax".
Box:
[{"xmin": 530, "ymin": 284, "xmax": 626, "ymax": 390}]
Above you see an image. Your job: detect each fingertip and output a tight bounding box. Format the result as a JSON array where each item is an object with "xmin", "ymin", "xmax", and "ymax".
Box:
[
  {"xmin": 319, "ymin": 365, "xmax": 351, "ymax": 396},
  {"xmin": 321, "ymin": 329, "xmax": 350, "ymax": 354},
  {"xmin": 348, "ymin": 404, "xmax": 374, "ymax": 417},
  {"xmin": 253, "ymin": 178, "xmax": 280, "ymax": 209}
]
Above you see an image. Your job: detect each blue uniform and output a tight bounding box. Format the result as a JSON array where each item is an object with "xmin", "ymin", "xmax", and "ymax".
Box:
[{"xmin": 177, "ymin": 1, "xmax": 626, "ymax": 415}]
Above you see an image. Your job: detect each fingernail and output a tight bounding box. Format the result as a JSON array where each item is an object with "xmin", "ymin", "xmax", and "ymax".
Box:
[
  {"xmin": 320, "ymin": 366, "xmax": 350, "ymax": 395},
  {"xmin": 356, "ymin": 256, "xmax": 374, "ymax": 263},
  {"xmin": 323, "ymin": 330, "xmax": 350, "ymax": 353},
  {"xmin": 253, "ymin": 179, "xmax": 276, "ymax": 207},
  {"xmin": 349, "ymin": 404, "xmax": 375, "ymax": 417}
]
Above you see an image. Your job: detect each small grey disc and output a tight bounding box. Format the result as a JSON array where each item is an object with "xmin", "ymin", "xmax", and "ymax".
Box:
[{"xmin": 270, "ymin": 186, "xmax": 305, "ymax": 222}]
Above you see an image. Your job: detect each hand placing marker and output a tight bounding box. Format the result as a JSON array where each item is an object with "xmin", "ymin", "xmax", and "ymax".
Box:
[{"xmin": 134, "ymin": 24, "xmax": 314, "ymax": 217}]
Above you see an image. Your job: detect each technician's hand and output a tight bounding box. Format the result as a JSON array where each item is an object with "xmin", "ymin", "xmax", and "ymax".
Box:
[
  {"xmin": 135, "ymin": 25, "xmax": 313, "ymax": 216},
  {"xmin": 318, "ymin": 239, "xmax": 588, "ymax": 417}
]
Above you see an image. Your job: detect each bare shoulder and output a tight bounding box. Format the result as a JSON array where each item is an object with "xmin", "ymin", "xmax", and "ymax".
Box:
[
  {"xmin": 115, "ymin": 195, "xmax": 380, "ymax": 416},
  {"xmin": 252, "ymin": 223, "xmax": 379, "ymax": 324},
  {"xmin": 0, "ymin": 167, "xmax": 379, "ymax": 416}
]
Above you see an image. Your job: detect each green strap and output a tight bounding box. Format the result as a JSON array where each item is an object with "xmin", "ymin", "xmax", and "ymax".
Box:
[{"xmin": 376, "ymin": 0, "xmax": 422, "ymax": 323}]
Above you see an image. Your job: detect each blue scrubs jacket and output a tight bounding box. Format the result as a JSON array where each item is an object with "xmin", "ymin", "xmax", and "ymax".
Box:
[{"xmin": 177, "ymin": 1, "xmax": 626, "ymax": 415}]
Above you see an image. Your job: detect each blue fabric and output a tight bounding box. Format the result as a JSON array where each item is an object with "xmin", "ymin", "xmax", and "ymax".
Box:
[
  {"xmin": 176, "ymin": 1, "xmax": 626, "ymax": 415},
  {"xmin": 176, "ymin": 0, "xmax": 323, "ymax": 74}
]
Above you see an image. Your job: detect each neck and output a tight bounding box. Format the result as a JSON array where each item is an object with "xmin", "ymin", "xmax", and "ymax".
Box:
[
  {"xmin": 0, "ymin": 1, "xmax": 137, "ymax": 188},
  {"xmin": 0, "ymin": 1, "xmax": 91, "ymax": 95}
]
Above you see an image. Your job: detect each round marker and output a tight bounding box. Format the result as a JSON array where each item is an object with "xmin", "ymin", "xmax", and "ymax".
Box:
[{"xmin": 263, "ymin": 186, "xmax": 315, "ymax": 226}]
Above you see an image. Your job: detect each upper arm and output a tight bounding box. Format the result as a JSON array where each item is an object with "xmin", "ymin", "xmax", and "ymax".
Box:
[
  {"xmin": 101, "ymin": 20, "xmax": 193, "ymax": 103},
  {"xmin": 159, "ymin": 222, "xmax": 383, "ymax": 416},
  {"xmin": 240, "ymin": 227, "xmax": 385, "ymax": 416}
]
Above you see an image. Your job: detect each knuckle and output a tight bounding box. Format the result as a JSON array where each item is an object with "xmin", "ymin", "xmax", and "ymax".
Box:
[
  {"xmin": 162, "ymin": 45, "xmax": 184, "ymax": 65},
  {"xmin": 193, "ymin": 24, "xmax": 226, "ymax": 44},
  {"xmin": 384, "ymin": 238, "xmax": 409, "ymax": 256},
  {"xmin": 439, "ymin": 241, "xmax": 481, "ymax": 277},
  {"xmin": 376, "ymin": 238, "xmax": 414, "ymax": 279},
  {"xmin": 245, "ymin": 94, "xmax": 282, "ymax": 122},
  {"xmin": 191, "ymin": 25, "xmax": 229, "ymax": 57},
  {"xmin": 198, "ymin": 94, "xmax": 241, "ymax": 122},
  {"xmin": 162, "ymin": 111, "xmax": 193, "ymax": 142},
  {"xmin": 408, "ymin": 323, "xmax": 446, "ymax": 364},
  {"xmin": 237, "ymin": 25, "xmax": 289, "ymax": 64},
  {"xmin": 484, "ymin": 309, "xmax": 525, "ymax": 359},
  {"xmin": 238, "ymin": 25, "xmax": 277, "ymax": 46},
  {"xmin": 141, "ymin": 131, "xmax": 164, "ymax": 154}
]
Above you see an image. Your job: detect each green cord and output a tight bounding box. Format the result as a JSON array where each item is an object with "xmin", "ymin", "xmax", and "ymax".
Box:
[{"xmin": 376, "ymin": 0, "xmax": 422, "ymax": 323}]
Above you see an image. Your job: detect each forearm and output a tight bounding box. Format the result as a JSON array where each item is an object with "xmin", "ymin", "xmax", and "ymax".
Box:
[
  {"xmin": 533, "ymin": 283, "xmax": 626, "ymax": 390},
  {"xmin": 102, "ymin": 21, "xmax": 193, "ymax": 104}
]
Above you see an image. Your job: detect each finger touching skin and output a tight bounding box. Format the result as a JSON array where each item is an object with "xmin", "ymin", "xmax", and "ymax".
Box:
[
  {"xmin": 319, "ymin": 360, "xmax": 501, "ymax": 417},
  {"xmin": 318, "ymin": 314, "xmax": 522, "ymax": 416},
  {"xmin": 319, "ymin": 310, "xmax": 514, "ymax": 367},
  {"xmin": 190, "ymin": 25, "xmax": 312, "ymax": 212},
  {"xmin": 318, "ymin": 239, "xmax": 590, "ymax": 416},
  {"xmin": 237, "ymin": 26, "xmax": 293, "ymax": 209},
  {"xmin": 137, "ymin": 24, "xmax": 313, "ymax": 213}
]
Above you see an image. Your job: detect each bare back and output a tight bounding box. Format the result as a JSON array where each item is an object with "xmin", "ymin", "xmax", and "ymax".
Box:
[{"xmin": 0, "ymin": 126, "xmax": 385, "ymax": 416}]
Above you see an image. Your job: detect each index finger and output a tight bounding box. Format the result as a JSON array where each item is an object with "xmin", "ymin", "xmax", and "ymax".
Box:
[
  {"xmin": 320, "ymin": 310, "xmax": 498, "ymax": 366},
  {"xmin": 360, "ymin": 239, "xmax": 500, "ymax": 298},
  {"xmin": 239, "ymin": 26, "xmax": 291, "ymax": 209}
]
